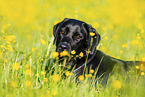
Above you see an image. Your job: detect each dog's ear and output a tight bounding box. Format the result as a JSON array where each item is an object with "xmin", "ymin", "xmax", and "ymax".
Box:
[
  {"xmin": 82, "ymin": 23, "xmax": 101, "ymax": 55},
  {"xmin": 53, "ymin": 18, "xmax": 69, "ymax": 44}
]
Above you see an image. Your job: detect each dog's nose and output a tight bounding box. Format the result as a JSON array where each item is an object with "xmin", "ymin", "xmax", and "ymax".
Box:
[{"xmin": 58, "ymin": 44, "xmax": 69, "ymax": 52}]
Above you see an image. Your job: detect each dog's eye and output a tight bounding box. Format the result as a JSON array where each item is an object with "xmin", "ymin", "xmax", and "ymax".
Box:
[
  {"xmin": 77, "ymin": 36, "xmax": 81, "ymax": 39},
  {"xmin": 61, "ymin": 32, "xmax": 65, "ymax": 34}
]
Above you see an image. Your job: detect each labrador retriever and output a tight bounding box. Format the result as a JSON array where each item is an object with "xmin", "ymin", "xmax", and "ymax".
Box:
[{"xmin": 52, "ymin": 18, "xmax": 145, "ymax": 84}]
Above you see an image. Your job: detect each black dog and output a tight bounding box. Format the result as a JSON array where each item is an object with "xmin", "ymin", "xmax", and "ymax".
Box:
[{"xmin": 52, "ymin": 18, "xmax": 145, "ymax": 84}]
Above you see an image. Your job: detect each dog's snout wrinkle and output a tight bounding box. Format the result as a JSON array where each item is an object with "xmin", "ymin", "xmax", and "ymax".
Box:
[{"xmin": 57, "ymin": 43, "xmax": 69, "ymax": 52}]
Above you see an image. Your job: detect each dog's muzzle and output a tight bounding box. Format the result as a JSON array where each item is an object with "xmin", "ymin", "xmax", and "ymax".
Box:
[{"xmin": 57, "ymin": 43, "xmax": 70, "ymax": 52}]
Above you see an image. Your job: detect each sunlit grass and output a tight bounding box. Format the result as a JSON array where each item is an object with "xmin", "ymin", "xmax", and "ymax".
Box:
[{"xmin": 0, "ymin": 0, "xmax": 145, "ymax": 97}]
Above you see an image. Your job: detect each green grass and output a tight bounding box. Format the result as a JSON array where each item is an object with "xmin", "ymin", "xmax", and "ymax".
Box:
[{"xmin": 0, "ymin": 0, "xmax": 145, "ymax": 97}]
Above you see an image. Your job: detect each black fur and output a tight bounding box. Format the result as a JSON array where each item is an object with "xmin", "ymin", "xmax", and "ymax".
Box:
[{"xmin": 51, "ymin": 18, "xmax": 145, "ymax": 84}]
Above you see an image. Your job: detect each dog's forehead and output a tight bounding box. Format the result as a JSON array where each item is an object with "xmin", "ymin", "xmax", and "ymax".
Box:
[{"xmin": 61, "ymin": 24, "xmax": 81, "ymax": 31}]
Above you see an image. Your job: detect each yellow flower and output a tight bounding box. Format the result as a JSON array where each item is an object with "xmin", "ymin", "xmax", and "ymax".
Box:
[
  {"xmin": 41, "ymin": 39, "xmax": 46, "ymax": 45},
  {"xmin": 6, "ymin": 41, "xmax": 11, "ymax": 44},
  {"xmin": 79, "ymin": 52, "xmax": 84, "ymax": 57},
  {"xmin": 74, "ymin": 10, "xmax": 78, "ymax": 13},
  {"xmin": 74, "ymin": 15, "xmax": 78, "ymax": 19},
  {"xmin": 71, "ymin": 50, "xmax": 76, "ymax": 55},
  {"xmin": 108, "ymin": 24, "xmax": 114, "ymax": 30},
  {"xmin": 1, "ymin": 29, "xmax": 5, "ymax": 33},
  {"xmin": 25, "ymin": 64, "xmax": 29, "ymax": 69},
  {"xmin": 120, "ymin": 50, "xmax": 123, "ymax": 54},
  {"xmin": 60, "ymin": 51, "xmax": 69, "ymax": 56},
  {"xmin": 122, "ymin": 43, "xmax": 128, "ymax": 48},
  {"xmin": 32, "ymin": 48, "xmax": 36, "ymax": 52},
  {"xmin": 44, "ymin": 78, "xmax": 48, "ymax": 82},
  {"xmin": 7, "ymin": 23, "xmax": 11, "ymax": 27},
  {"xmin": 140, "ymin": 29, "xmax": 144, "ymax": 34},
  {"xmin": 7, "ymin": 45, "xmax": 13, "ymax": 51},
  {"xmin": 51, "ymin": 74, "xmax": 61, "ymax": 82},
  {"xmin": 41, "ymin": 71, "xmax": 46, "ymax": 75},
  {"xmin": 52, "ymin": 52, "xmax": 59, "ymax": 57},
  {"xmin": 11, "ymin": 81, "xmax": 17, "ymax": 88},
  {"xmin": 78, "ymin": 75, "xmax": 84, "ymax": 81},
  {"xmin": 130, "ymin": 56, "xmax": 134, "ymax": 60},
  {"xmin": 141, "ymin": 72, "xmax": 144, "ymax": 76},
  {"xmin": 25, "ymin": 81, "xmax": 31, "ymax": 86},
  {"xmin": 104, "ymin": 36, "xmax": 108, "ymax": 40},
  {"xmin": 5, "ymin": 35, "xmax": 16, "ymax": 41},
  {"xmin": 140, "ymin": 64, "xmax": 145, "ymax": 71},
  {"xmin": 12, "ymin": 62, "xmax": 20, "ymax": 70},
  {"xmin": 90, "ymin": 69, "xmax": 94, "ymax": 73},
  {"xmin": 93, "ymin": 22, "xmax": 100, "ymax": 28},
  {"xmin": 102, "ymin": 46, "xmax": 107, "ymax": 52},
  {"xmin": 4, "ymin": 59, "xmax": 8, "ymax": 63},
  {"xmin": 46, "ymin": 90, "xmax": 50, "ymax": 94},
  {"xmin": 85, "ymin": 74, "xmax": 92, "ymax": 77},
  {"xmin": 90, "ymin": 32, "xmax": 95, "ymax": 36},
  {"xmin": 102, "ymin": 27, "xmax": 107, "ymax": 31},
  {"xmin": 52, "ymin": 90, "xmax": 57, "ymax": 96},
  {"xmin": 0, "ymin": 51, "xmax": 2, "ymax": 58},
  {"xmin": 1, "ymin": 45, "xmax": 5, "ymax": 48},
  {"xmin": 65, "ymin": 71, "xmax": 73, "ymax": 76},
  {"xmin": 137, "ymin": 24, "xmax": 143, "ymax": 29},
  {"xmin": 136, "ymin": 66, "xmax": 139, "ymax": 69},
  {"xmin": 112, "ymin": 80, "xmax": 122, "ymax": 90},
  {"xmin": 25, "ymin": 69, "xmax": 31, "ymax": 75}
]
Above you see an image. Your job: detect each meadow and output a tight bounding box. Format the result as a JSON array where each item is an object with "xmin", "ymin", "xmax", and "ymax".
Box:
[{"xmin": 0, "ymin": 0, "xmax": 145, "ymax": 97}]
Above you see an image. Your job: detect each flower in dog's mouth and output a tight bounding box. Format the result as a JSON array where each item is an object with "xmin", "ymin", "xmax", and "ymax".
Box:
[{"xmin": 60, "ymin": 51, "xmax": 69, "ymax": 56}]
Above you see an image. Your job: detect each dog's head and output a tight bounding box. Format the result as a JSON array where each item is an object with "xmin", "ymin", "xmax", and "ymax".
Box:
[{"xmin": 53, "ymin": 18, "xmax": 101, "ymax": 58}]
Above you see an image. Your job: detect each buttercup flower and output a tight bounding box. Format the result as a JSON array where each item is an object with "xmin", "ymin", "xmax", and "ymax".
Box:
[
  {"xmin": 85, "ymin": 74, "xmax": 93, "ymax": 77},
  {"xmin": 41, "ymin": 71, "xmax": 46, "ymax": 75},
  {"xmin": 90, "ymin": 32, "xmax": 95, "ymax": 36},
  {"xmin": 136, "ymin": 66, "xmax": 139, "ymax": 69},
  {"xmin": 104, "ymin": 36, "xmax": 108, "ymax": 40},
  {"xmin": 0, "ymin": 51, "xmax": 2, "ymax": 58},
  {"xmin": 52, "ymin": 52, "xmax": 59, "ymax": 57},
  {"xmin": 140, "ymin": 29, "xmax": 144, "ymax": 33},
  {"xmin": 65, "ymin": 71, "xmax": 73, "ymax": 76},
  {"xmin": 78, "ymin": 75, "xmax": 84, "ymax": 81},
  {"xmin": 79, "ymin": 52, "xmax": 84, "ymax": 57},
  {"xmin": 60, "ymin": 51, "xmax": 69, "ymax": 56},
  {"xmin": 71, "ymin": 50, "xmax": 76, "ymax": 55},
  {"xmin": 32, "ymin": 48, "xmax": 36, "ymax": 51},
  {"xmin": 12, "ymin": 62, "xmax": 20, "ymax": 70},
  {"xmin": 1, "ymin": 45, "xmax": 5, "ymax": 48},
  {"xmin": 52, "ymin": 90, "xmax": 57, "ymax": 96},
  {"xmin": 41, "ymin": 39, "xmax": 46, "ymax": 45},
  {"xmin": 11, "ymin": 81, "xmax": 17, "ymax": 88},
  {"xmin": 1, "ymin": 29, "xmax": 5, "ymax": 33},
  {"xmin": 51, "ymin": 74, "xmax": 61, "ymax": 82},
  {"xmin": 46, "ymin": 90, "xmax": 50, "ymax": 94},
  {"xmin": 44, "ymin": 78, "xmax": 48, "ymax": 82},
  {"xmin": 120, "ymin": 50, "xmax": 123, "ymax": 54},
  {"xmin": 25, "ymin": 64, "xmax": 29, "ymax": 68},
  {"xmin": 141, "ymin": 72, "xmax": 144, "ymax": 76},
  {"xmin": 25, "ymin": 80, "xmax": 31, "ymax": 86},
  {"xmin": 25, "ymin": 69, "xmax": 31, "ymax": 75},
  {"xmin": 112, "ymin": 80, "xmax": 122, "ymax": 90},
  {"xmin": 4, "ymin": 59, "xmax": 8, "ymax": 63},
  {"xmin": 90, "ymin": 69, "xmax": 94, "ymax": 73},
  {"xmin": 122, "ymin": 43, "xmax": 128, "ymax": 48}
]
